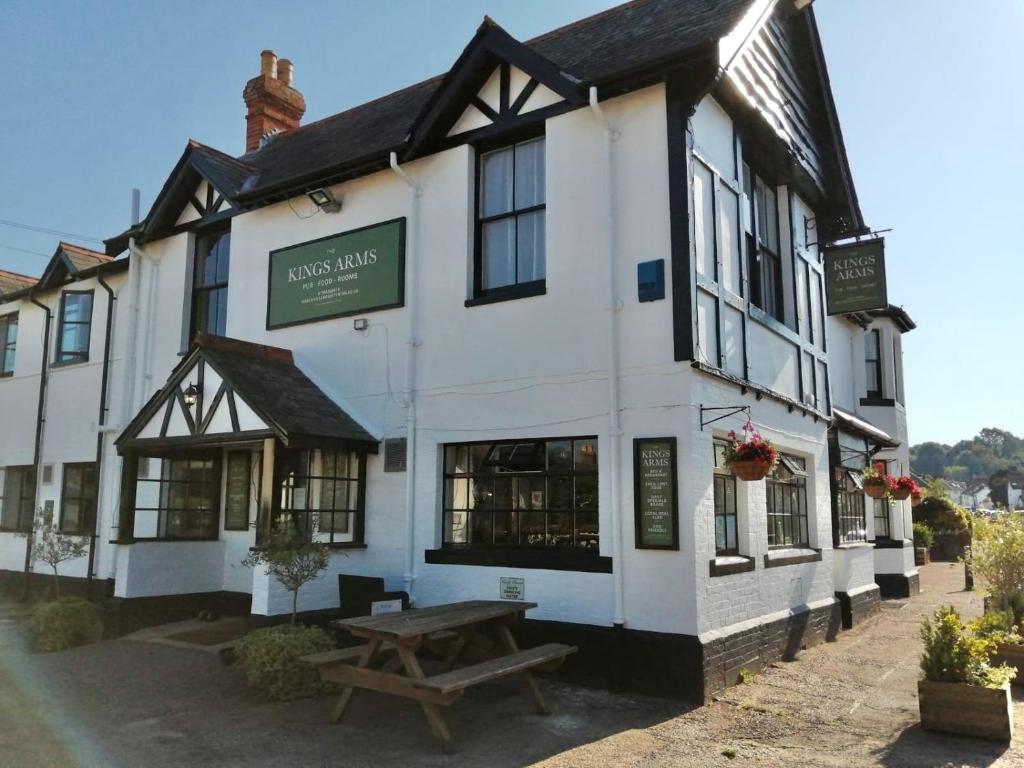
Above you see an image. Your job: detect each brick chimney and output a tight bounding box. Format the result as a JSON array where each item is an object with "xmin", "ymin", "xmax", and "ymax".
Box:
[{"xmin": 242, "ymin": 50, "xmax": 306, "ymax": 152}]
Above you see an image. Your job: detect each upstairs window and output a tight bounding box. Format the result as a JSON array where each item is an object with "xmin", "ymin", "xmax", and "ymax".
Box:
[
  {"xmin": 0, "ymin": 313, "xmax": 17, "ymax": 376},
  {"xmin": 475, "ymin": 137, "xmax": 546, "ymax": 299},
  {"xmin": 0, "ymin": 465, "xmax": 36, "ymax": 532},
  {"xmin": 59, "ymin": 462, "xmax": 98, "ymax": 535},
  {"xmin": 743, "ymin": 167, "xmax": 783, "ymax": 322},
  {"xmin": 55, "ymin": 291, "xmax": 94, "ymax": 364},
  {"xmin": 192, "ymin": 227, "xmax": 230, "ymax": 338},
  {"xmin": 865, "ymin": 329, "xmax": 883, "ymax": 398}
]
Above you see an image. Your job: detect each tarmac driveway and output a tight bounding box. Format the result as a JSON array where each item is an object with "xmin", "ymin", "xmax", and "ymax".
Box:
[{"xmin": 1, "ymin": 563, "xmax": 1022, "ymax": 768}]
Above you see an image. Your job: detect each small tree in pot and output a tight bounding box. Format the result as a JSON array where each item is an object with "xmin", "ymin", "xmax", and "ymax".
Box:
[
  {"xmin": 20, "ymin": 514, "xmax": 90, "ymax": 599},
  {"xmin": 242, "ymin": 530, "xmax": 331, "ymax": 624}
]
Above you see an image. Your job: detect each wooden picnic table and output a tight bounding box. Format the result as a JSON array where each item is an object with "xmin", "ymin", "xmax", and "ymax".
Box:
[{"xmin": 302, "ymin": 600, "xmax": 576, "ymax": 751}]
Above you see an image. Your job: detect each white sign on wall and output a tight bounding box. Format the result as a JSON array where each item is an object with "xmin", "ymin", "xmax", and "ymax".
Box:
[
  {"xmin": 370, "ymin": 599, "xmax": 403, "ymax": 616},
  {"xmin": 499, "ymin": 577, "xmax": 525, "ymax": 601}
]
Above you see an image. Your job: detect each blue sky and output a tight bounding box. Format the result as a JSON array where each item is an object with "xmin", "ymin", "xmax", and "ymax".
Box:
[{"xmin": 0, "ymin": 0, "xmax": 1020, "ymax": 445}]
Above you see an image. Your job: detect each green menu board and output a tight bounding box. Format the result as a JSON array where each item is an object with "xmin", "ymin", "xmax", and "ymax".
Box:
[{"xmin": 634, "ymin": 437, "xmax": 679, "ymax": 550}]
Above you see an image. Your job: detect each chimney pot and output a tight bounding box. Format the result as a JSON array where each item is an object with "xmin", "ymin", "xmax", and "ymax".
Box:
[
  {"xmin": 278, "ymin": 59, "xmax": 294, "ymax": 87},
  {"xmin": 260, "ymin": 50, "xmax": 277, "ymax": 78}
]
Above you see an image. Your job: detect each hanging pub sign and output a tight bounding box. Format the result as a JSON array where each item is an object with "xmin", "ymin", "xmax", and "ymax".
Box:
[
  {"xmin": 266, "ymin": 218, "xmax": 406, "ymax": 329},
  {"xmin": 634, "ymin": 437, "xmax": 679, "ymax": 550},
  {"xmin": 822, "ymin": 238, "xmax": 887, "ymax": 315}
]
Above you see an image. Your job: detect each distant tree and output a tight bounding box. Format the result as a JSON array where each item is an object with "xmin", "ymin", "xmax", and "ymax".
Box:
[
  {"xmin": 911, "ymin": 442, "xmax": 949, "ymax": 477},
  {"xmin": 913, "ymin": 480, "xmax": 969, "ymax": 532},
  {"xmin": 945, "ymin": 465, "xmax": 971, "ymax": 482},
  {"xmin": 990, "ymin": 470, "xmax": 1010, "ymax": 508}
]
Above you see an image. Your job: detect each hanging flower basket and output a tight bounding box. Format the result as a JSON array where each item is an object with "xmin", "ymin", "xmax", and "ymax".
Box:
[
  {"xmin": 723, "ymin": 422, "xmax": 778, "ymax": 482},
  {"xmin": 864, "ymin": 481, "xmax": 889, "ymax": 499},
  {"xmin": 730, "ymin": 459, "xmax": 774, "ymax": 481},
  {"xmin": 891, "ymin": 476, "xmax": 919, "ymax": 502},
  {"xmin": 862, "ymin": 466, "xmax": 892, "ymax": 499}
]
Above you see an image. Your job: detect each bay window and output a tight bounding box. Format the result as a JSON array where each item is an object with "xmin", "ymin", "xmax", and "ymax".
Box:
[
  {"xmin": 873, "ymin": 498, "xmax": 891, "ymax": 539},
  {"xmin": 442, "ymin": 437, "xmax": 598, "ymax": 550},
  {"xmin": 712, "ymin": 440, "xmax": 739, "ymax": 556},
  {"xmin": 134, "ymin": 456, "xmax": 219, "ymax": 540},
  {"xmin": 274, "ymin": 449, "xmax": 365, "ymax": 545},
  {"xmin": 835, "ymin": 470, "xmax": 867, "ymax": 544},
  {"xmin": 474, "ymin": 137, "xmax": 546, "ymax": 301},
  {"xmin": 766, "ymin": 454, "xmax": 809, "ymax": 548}
]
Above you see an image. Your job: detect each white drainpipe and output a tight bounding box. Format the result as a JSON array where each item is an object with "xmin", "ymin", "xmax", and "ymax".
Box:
[
  {"xmin": 122, "ymin": 189, "xmax": 145, "ymax": 423},
  {"xmin": 589, "ymin": 87, "xmax": 626, "ymax": 627},
  {"xmin": 390, "ymin": 151, "xmax": 422, "ymax": 602}
]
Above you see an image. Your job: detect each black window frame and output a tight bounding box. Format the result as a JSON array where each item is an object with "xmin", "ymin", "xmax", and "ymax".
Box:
[
  {"xmin": 744, "ymin": 167, "xmax": 784, "ymax": 322},
  {"xmin": 441, "ymin": 437, "xmax": 599, "ymax": 552},
  {"xmin": 865, "ymin": 328, "xmax": 883, "ymax": 399},
  {"xmin": 836, "ymin": 470, "xmax": 868, "ymax": 544},
  {"xmin": 59, "ymin": 462, "xmax": 98, "ymax": 535},
  {"xmin": 0, "ymin": 312, "xmax": 17, "ymax": 377},
  {"xmin": 712, "ymin": 439, "xmax": 740, "ymax": 556},
  {"xmin": 190, "ymin": 225, "xmax": 231, "ymax": 339},
  {"xmin": 133, "ymin": 454, "xmax": 221, "ymax": 541},
  {"xmin": 273, "ymin": 448, "xmax": 366, "ymax": 546},
  {"xmin": 54, "ymin": 290, "xmax": 94, "ymax": 365},
  {"xmin": 471, "ymin": 133, "xmax": 547, "ymax": 304},
  {"xmin": 873, "ymin": 498, "xmax": 891, "ymax": 539},
  {"xmin": 765, "ymin": 453, "xmax": 810, "ymax": 549},
  {"xmin": 1, "ymin": 465, "xmax": 36, "ymax": 532}
]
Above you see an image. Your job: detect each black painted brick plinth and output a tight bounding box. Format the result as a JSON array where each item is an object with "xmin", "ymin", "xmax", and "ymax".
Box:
[
  {"xmin": 103, "ymin": 591, "xmax": 252, "ymax": 637},
  {"xmin": 699, "ymin": 600, "xmax": 841, "ymax": 702},
  {"xmin": 837, "ymin": 585, "xmax": 881, "ymax": 630},
  {"xmin": 876, "ymin": 572, "xmax": 920, "ymax": 599}
]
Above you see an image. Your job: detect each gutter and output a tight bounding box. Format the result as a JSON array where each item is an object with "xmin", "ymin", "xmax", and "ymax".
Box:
[
  {"xmin": 22, "ymin": 290, "xmax": 52, "ymax": 600},
  {"xmin": 86, "ymin": 271, "xmax": 117, "ymax": 592}
]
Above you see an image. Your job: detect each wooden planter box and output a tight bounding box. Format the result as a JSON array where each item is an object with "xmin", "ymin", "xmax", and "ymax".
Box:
[
  {"xmin": 992, "ymin": 643, "xmax": 1024, "ymax": 687},
  {"xmin": 914, "ymin": 547, "xmax": 930, "ymax": 566},
  {"xmin": 918, "ymin": 680, "xmax": 1013, "ymax": 741}
]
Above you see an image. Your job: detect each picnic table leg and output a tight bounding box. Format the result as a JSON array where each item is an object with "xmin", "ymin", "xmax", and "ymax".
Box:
[
  {"xmin": 494, "ymin": 624, "xmax": 549, "ymax": 715},
  {"xmin": 443, "ymin": 632, "xmax": 469, "ymax": 671},
  {"xmin": 396, "ymin": 644, "xmax": 454, "ymax": 752},
  {"xmin": 330, "ymin": 638, "xmax": 381, "ymax": 724}
]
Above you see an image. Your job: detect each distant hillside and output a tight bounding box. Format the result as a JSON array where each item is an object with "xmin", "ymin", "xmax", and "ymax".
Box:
[{"xmin": 911, "ymin": 428, "xmax": 1024, "ymax": 484}]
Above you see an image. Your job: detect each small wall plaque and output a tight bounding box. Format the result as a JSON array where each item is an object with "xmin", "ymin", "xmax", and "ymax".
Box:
[
  {"xmin": 370, "ymin": 598, "xmax": 404, "ymax": 615},
  {"xmin": 499, "ymin": 576, "xmax": 525, "ymax": 601}
]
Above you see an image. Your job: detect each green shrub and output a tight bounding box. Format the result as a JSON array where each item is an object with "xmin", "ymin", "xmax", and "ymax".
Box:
[
  {"xmin": 30, "ymin": 597, "xmax": 103, "ymax": 653},
  {"xmin": 912, "ymin": 522, "xmax": 935, "ymax": 551},
  {"xmin": 971, "ymin": 515, "xmax": 1024, "ymax": 620},
  {"xmin": 920, "ymin": 605, "xmax": 1015, "ymax": 688},
  {"xmin": 233, "ymin": 624, "xmax": 337, "ymax": 701},
  {"xmin": 969, "ymin": 610, "xmax": 1023, "ymax": 650}
]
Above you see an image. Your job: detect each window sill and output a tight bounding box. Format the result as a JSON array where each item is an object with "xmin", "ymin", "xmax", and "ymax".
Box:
[
  {"xmin": 835, "ymin": 541, "xmax": 874, "ymax": 550},
  {"xmin": 464, "ymin": 280, "xmax": 546, "ymax": 307},
  {"xmin": 115, "ymin": 537, "xmax": 220, "ymax": 544},
  {"xmin": 764, "ymin": 548, "xmax": 821, "ymax": 568},
  {"xmin": 247, "ymin": 542, "xmax": 367, "ymax": 552},
  {"xmin": 424, "ymin": 547, "xmax": 611, "ymax": 573},
  {"xmin": 872, "ymin": 538, "xmax": 909, "ymax": 549},
  {"xmin": 709, "ymin": 555, "xmax": 755, "ymax": 577},
  {"xmin": 0, "ymin": 528, "xmax": 30, "ymax": 534},
  {"xmin": 0, "ymin": 371, "xmax": 12, "ymax": 379},
  {"xmin": 860, "ymin": 397, "xmax": 895, "ymax": 407},
  {"xmin": 748, "ymin": 305, "xmax": 801, "ymax": 346},
  {"xmin": 51, "ymin": 358, "xmax": 90, "ymax": 369}
]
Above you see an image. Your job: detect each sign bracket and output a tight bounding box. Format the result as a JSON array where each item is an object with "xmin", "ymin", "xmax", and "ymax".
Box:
[{"xmin": 699, "ymin": 405, "xmax": 751, "ymax": 431}]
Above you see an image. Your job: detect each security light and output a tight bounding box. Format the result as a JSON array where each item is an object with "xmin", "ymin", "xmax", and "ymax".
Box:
[
  {"xmin": 353, "ymin": 318, "xmax": 368, "ymax": 332},
  {"xmin": 307, "ymin": 188, "xmax": 342, "ymax": 213},
  {"xmin": 183, "ymin": 383, "xmax": 200, "ymax": 407}
]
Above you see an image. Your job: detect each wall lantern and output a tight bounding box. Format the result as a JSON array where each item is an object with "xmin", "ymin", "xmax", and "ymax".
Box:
[
  {"xmin": 307, "ymin": 188, "xmax": 342, "ymax": 213},
  {"xmin": 183, "ymin": 383, "xmax": 200, "ymax": 407}
]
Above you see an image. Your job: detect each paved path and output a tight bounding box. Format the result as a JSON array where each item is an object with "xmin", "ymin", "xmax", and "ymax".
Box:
[{"xmin": 0, "ymin": 563, "xmax": 1021, "ymax": 767}]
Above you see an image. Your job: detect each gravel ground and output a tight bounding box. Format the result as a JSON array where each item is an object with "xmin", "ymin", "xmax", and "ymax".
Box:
[{"xmin": 0, "ymin": 563, "xmax": 1019, "ymax": 768}]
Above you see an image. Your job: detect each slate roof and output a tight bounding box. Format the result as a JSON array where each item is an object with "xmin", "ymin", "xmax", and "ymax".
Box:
[
  {"xmin": 196, "ymin": 335, "xmax": 378, "ymax": 450},
  {"xmin": 58, "ymin": 241, "xmax": 113, "ymax": 272}
]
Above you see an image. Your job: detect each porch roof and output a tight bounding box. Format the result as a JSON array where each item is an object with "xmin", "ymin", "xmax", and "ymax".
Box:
[
  {"xmin": 117, "ymin": 334, "xmax": 379, "ymax": 454},
  {"xmin": 832, "ymin": 407, "xmax": 898, "ymax": 449}
]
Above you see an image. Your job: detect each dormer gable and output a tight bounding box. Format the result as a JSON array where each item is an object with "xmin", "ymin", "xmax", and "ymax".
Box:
[{"xmin": 405, "ymin": 18, "xmax": 586, "ymax": 157}]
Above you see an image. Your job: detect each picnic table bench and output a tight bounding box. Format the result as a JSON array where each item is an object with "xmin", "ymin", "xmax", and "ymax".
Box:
[{"xmin": 299, "ymin": 600, "xmax": 576, "ymax": 751}]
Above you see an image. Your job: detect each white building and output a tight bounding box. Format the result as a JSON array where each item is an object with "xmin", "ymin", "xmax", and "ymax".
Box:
[{"xmin": 0, "ymin": 0, "xmax": 917, "ymax": 701}]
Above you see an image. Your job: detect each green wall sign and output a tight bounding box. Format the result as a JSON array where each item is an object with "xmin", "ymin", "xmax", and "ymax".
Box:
[
  {"xmin": 823, "ymin": 238, "xmax": 887, "ymax": 315},
  {"xmin": 267, "ymin": 218, "xmax": 405, "ymax": 329},
  {"xmin": 634, "ymin": 437, "xmax": 679, "ymax": 550}
]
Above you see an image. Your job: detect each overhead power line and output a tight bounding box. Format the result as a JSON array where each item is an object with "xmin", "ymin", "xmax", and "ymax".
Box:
[
  {"xmin": 0, "ymin": 218, "xmax": 104, "ymax": 244},
  {"xmin": 0, "ymin": 243, "xmax": 50, "ymax": 258}
]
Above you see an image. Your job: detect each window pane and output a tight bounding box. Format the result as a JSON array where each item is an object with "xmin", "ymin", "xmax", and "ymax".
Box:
[
  {"xmin": 574, "ymin": 439, "xmax": 598, "ymax": 469},
  {"xmin": 516, "ymin": 210, "xmax": 545, "ymax": 283},
  {"xmin": 547, "ymin": 511, "xmax": 571, "ymax": 547},
  {"xmin": 214, "ymin": 233, "xmax": 231, "ymax": 283},
  {"xmin": 481, "ymin": 148, "xmax": 514, "ymax": 217},
  {"xmin": 481, "ymin": 218, "xmax": 516, "ymax": 290},
  {"xmin": 546, "ymin": 441, "xmax": 572, "ymax": 471},
  {"xmin": 64, "ymin": 294, "xmax": 92, "ymax": 323},
  {"xmin": 514, "ymin": 139, "xmax": 545, "ymax": 209},
  {"xmin": 60, "ymin": 323, "xmax": 88, "ymax": 356}
]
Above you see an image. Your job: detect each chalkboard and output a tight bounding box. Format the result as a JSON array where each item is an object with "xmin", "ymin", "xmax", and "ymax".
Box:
[
  {"xmin": 634, "ymin": 437, "xmax": 679, "ymax": 550},
  {"xmin": 224, "ymin": 451, "xmax": 251, "ymax": 531}
]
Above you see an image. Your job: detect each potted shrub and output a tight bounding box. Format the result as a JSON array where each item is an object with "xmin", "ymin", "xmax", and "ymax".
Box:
[
  {"xmin": 723, "ymin": 423, "xmax": 778, "ymax": 482},
  {"xmin": 918, "ymin": 605, "xmax": 1014, "ymax": 741},
  {"xmin": 862, "ymin": 466, "xmax": 891, "ymax": 500},
  {"xmin": 971, "ymin": 611, "xmax": 1024, "ymax": 687},
  {"xmin": 913, "ymin": 522, "xmax": 934, "ymax": 566},
  {"xmin": 892, "ymin": 476, "xmax": 918, "ymax": 502}
]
